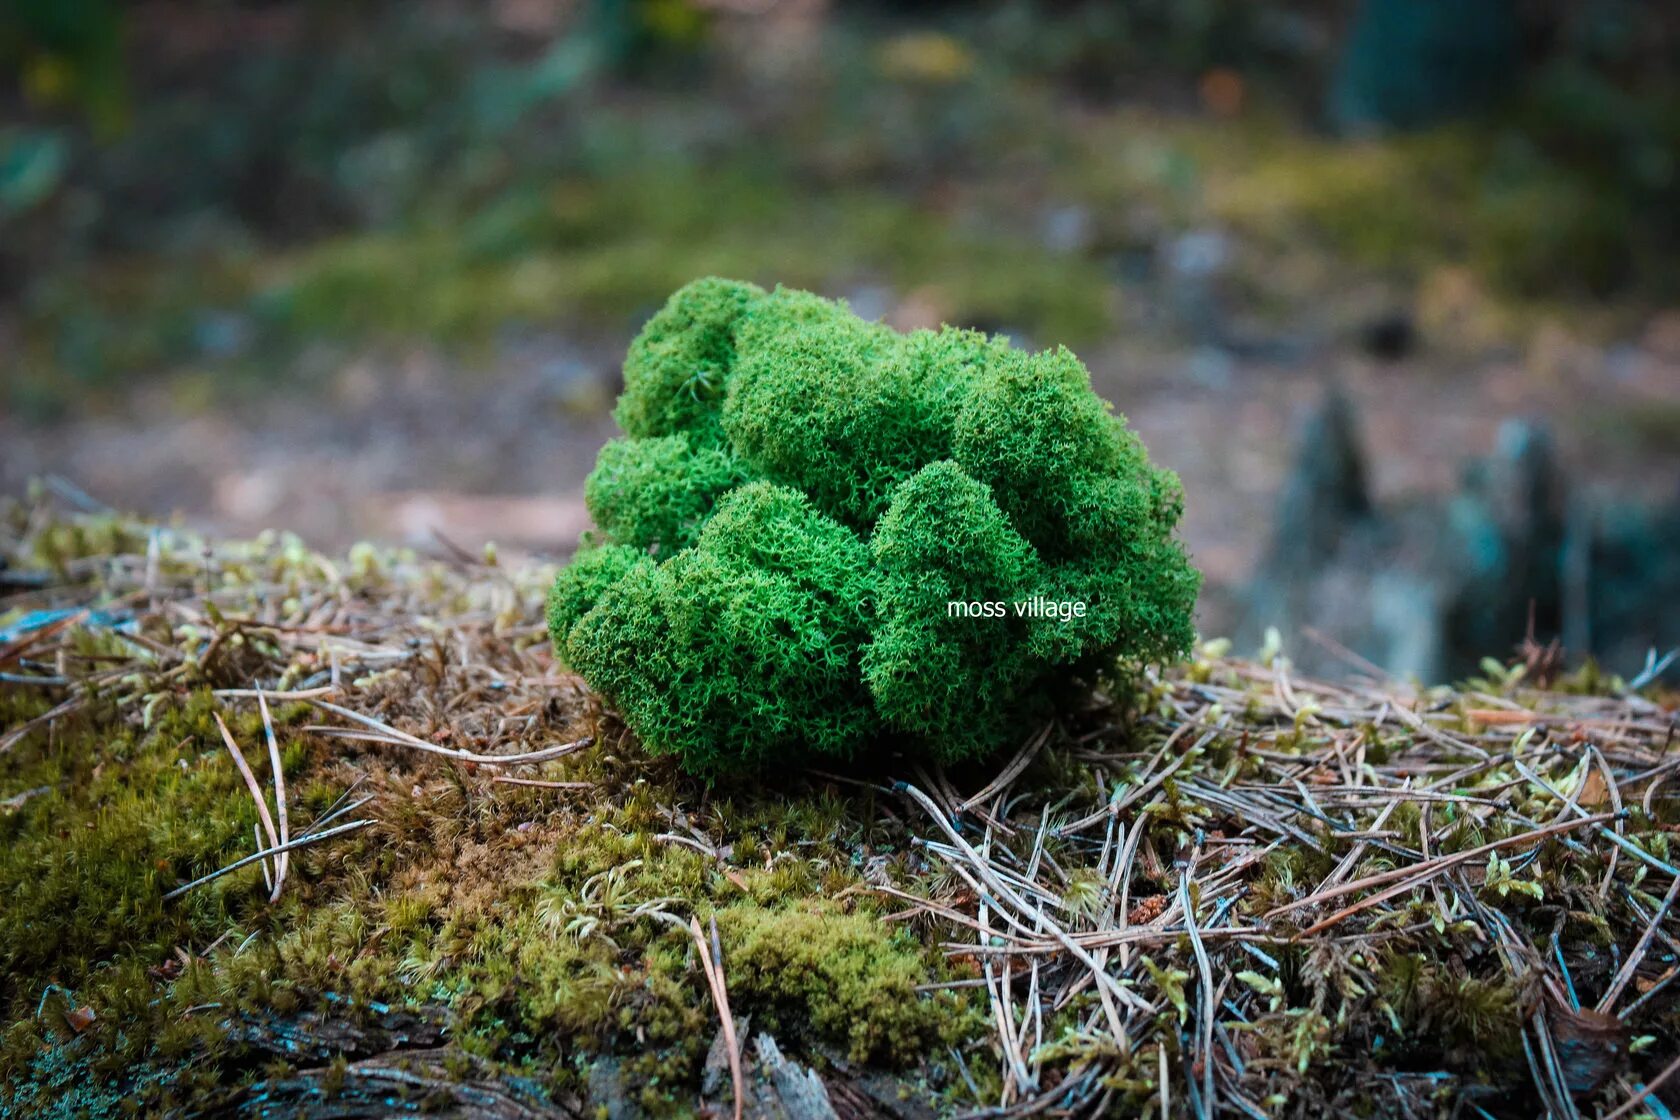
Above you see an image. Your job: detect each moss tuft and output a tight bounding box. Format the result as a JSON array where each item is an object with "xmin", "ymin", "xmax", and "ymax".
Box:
[
  {"xmin": 716, "ymin": 902, "xmax": 953, "ymax": 1065},
  {"xmin": 549, "ymin": 278, "xmax": 1199, "ymax": 772}
]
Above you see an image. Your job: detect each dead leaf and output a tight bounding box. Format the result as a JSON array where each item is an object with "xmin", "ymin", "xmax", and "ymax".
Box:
[
  {"xmin": 1465, "ymin": 709, "xmax": 1538, "ymax": 726},
  {"xmin": 1576, "ymin": 768, "xmax": 1610, "ymax": 807}
]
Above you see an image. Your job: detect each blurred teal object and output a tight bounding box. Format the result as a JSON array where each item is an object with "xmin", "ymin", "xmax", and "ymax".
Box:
[
  {"xmin": 586, "ymin": 0, "xmax": 711, "ymax": 78},
  {"xmin": 0, "ymin": 128, "xmax": 66, "ymax": 216},
  {"xmin": 1331, "ymin": 0, "xmax": 1519, "ymax": 132},
  {"xmin": 0, "ymin": 608, "xmax": 135, "ymax": 644}
]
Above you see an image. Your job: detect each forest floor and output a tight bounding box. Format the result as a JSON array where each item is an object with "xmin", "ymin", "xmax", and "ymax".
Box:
[
  {"xmin": 7, "ymin": 6, "xmax": 1680, "ymax": 642},
  {"xmin": 2, "ymin": 495, "xmax": 1678, "ymax": 1119},
  {"xmin": 7, "ymin": 298, "xmax": 1678, "ymax": 648}
]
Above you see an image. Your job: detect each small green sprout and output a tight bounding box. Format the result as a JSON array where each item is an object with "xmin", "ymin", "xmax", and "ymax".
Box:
[
  {"xmin": 1236, "ymin": 970, "xmax": 1285, "ymax": 1012},
  {"xmin": 1139, "ymin": 956, "xmax": 1192, "ymax": 1022},
  {"xmin": 1481, "ymin": 852, "xmax": 1544, "ymax": 902}
]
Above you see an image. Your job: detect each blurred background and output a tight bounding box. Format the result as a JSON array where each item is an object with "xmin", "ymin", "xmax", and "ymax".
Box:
[{"xmin": 2, "ymin": 0, "xmax": 1677, "ymax": 682}]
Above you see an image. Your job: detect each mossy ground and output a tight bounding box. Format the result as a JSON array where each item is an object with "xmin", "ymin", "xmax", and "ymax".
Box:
[
  {"xmin": 0, "ymin": 500, "xmax": 984, "ymax": 1117},
  {"xmin": 2, "ymin": 497, "xmax": 1678, "ymax": 1118},
  {"xmin": 15, "ymin": 105, "xmax": 1659, "ymax": 414}
]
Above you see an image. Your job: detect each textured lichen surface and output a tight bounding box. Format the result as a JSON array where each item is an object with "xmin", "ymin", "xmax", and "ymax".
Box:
[{"xmin": 548, "ymin": 278, "xmax": 1200, "ymax": 772}]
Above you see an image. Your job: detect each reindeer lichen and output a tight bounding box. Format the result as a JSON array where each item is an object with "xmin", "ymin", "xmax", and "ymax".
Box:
[{"xmin": 548, "ymin": 278, "xmax": 1200, "ymax": 772}]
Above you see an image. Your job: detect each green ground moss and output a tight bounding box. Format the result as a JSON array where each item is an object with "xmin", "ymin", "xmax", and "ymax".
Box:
[
  {"xmin": 0, "ymin": 687, "xmax": 325, "ymax": 1115},
  {"xmin": 4, "ymin": 507, "xmax": 1676, "ymax": 1117},
  {"xmin": 0, "ymin": 665, "xmax": 978, "ymax": 1116},
  {"xmin": 264, "ymin": 171, "xmax": 1116, "ymax": 346},
  {"xmin": 0, "ymin": 691, "xmax": 293, "ymax": 1011},
  {"xmin": 716, "ymin": 901, "xmax": 968, "ymax": 1065},
  {"xmin": 1374, "ymin": 953, "xmax": 1526, "ymax": 1074},
  {"xmin": 1065, "ymin": 106, "xmax": 1676, "ymax": 336},
  {"xmin": 10, "ymin": 163, "xmax": 1114, "ymax": 411},
  {"xmin": 13, "ymin": 104, "xmax": 1666, "ymax": 423}
]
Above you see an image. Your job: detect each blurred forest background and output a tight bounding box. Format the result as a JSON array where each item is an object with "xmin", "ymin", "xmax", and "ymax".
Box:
[{"xmin": 2, "ymin": 0, "xmax": 1678, "ymax": 682}]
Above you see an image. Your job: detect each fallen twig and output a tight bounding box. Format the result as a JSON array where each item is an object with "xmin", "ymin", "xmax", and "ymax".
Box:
[
  {"xmin": 310, "ymin": 699, "xmax": 592, "ymax": 766},
  {"xmin": 653, "ymin": 912, "xmax": 745, "ymax": 1120},
  {"xmin": 162, "ymin": 818, "xmax": 375, "ymax": 900},
  {"xmin": 257, "ymin": 691, "xmax": 290, "ymax": 902},
  {"xmin": 214, "ymin": 713, "xmax": 282, "ymax": 892}
]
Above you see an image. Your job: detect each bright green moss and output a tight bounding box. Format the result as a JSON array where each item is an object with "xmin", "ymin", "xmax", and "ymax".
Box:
[
  {"xmin": 724, "ymin": 288, "xmax": 911, "ymax": 528},
  {"xmin": 546, "ymin": 543, "xmax": 651, "ymax": 642},
  {"xmin": 549, "ymin": 278, "xmax": 1200, "ymax": 772},
  {"xmin": 584, "ymin": 435, "xmax": 750, "ymax": 556},
  {"xmin": 614, "ymin": 276, "xmax": 764, "ymax": 445},
  {"xmin": 715, "ymin": 902, "xmax": 950, "ymax": 1065},
  {"xmin": 566, "ymin": 483, "xmax": 878, "ymax": 773},
  {"xmin": 865, "ymin": 460, "xmax": 1042, "ymax": 760}
]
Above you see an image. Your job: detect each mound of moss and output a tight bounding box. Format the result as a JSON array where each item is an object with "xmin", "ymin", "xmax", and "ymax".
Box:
[{"xmin": 548, "ymin": 278, "xmax": 1199, "ymax": 771}]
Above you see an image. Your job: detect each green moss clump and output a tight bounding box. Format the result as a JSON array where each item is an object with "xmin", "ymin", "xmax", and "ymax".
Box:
[
  {"xmin": 583, "ymin": 435, "xmax": 751, "ymax": 557},
  {"xmin": 564, "ymin": 482, "xmax": 879, "ymax": 770},
  {"xmin": 716, "ymin": 902, "xmax": 949, "ymax": 1065},
  {"xmin": 549, "ymin": 278, "xmax": 1199, "ymax": 771},
  {"xmin": 1374, "ymin": 953, "xmax": 1526, "ymax": 1073}
]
